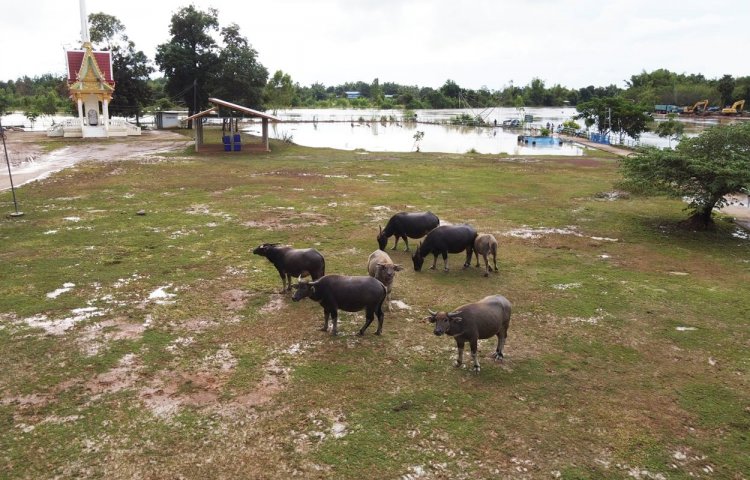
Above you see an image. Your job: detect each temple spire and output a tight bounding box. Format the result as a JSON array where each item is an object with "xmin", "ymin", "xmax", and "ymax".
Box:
[{"xmin": 79, "ymin": 0, "xmax": 90, "ymax": 44}]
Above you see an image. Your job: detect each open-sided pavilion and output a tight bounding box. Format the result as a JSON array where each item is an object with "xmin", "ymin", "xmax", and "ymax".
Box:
[{"xmin": 185, "ymin": 98, "xmax": 281, "ymax": 153}]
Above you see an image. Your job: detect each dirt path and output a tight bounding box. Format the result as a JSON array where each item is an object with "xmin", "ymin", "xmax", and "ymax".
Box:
[
  {"xmin": 1, "ymin": 130, "xmax": 191, "ymax": 191},
  {"xmin": 558, "ymin": 133, "xmax": 634, "ymax": 157}
]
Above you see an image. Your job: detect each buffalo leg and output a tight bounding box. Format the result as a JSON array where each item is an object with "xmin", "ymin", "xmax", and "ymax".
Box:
[
  {"xmin": 474, "ymin": 251, "xmax": 480, "ymax": 268},
  {"xmin": 285, "ymin": 274, "xmax": 293, "ymax": 291},
  {"xmin": 492, "ymin": 333, "xmax": 505, "ymax": 360},
  {"xmin": 403, "ymin": 236, "xmax": 410, "ymax": 252},
  {"xmin": 375, "ymin": 302, "xmax": 385, "ymax": 335},
  {"xmin": 442, "ymin": 252, "xmax": 449, "ymax": 272},
  {"xmin": 470, "ymin": 340, "xmax": 480, "ymax": 373},
  {"xmin": 359, "ymin": 307, "xmax": 375, "ymax": 336},
  {"xmin": 463, "ymin": 247, "xmax": 472, "ymax": 269},
  {"xmin": 331, "ymin": 310, "xmax": 339, "ymax": 336},
  {"xmin": 454, "ymin": 338, "xmax": 465, "ymax": 367},
  {"xmin": 321, "ymin": 309, "xmax": 331, "ymax": 332},
  {"xmin": 391, "ymin": 236, "xmax": 399, "ymax": 250},
  {"xmin": 483, "ymin": 255, "xmax": 490, "ymax": 277},
  {"xmin": 277, "ymin": 269, "xmax": 288, "ymax": 293},
  {"xmin": 492, "ymin": 249, "xmax": 498, "ymax": 273},
  {"xmin": 430, "ymin": 254, "xmax": 438, "ymax": 270}
]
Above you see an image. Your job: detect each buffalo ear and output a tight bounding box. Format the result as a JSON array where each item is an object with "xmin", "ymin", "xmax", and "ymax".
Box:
[
  {"xmin": 379, "ymin": 225, "xmax": 383, "ymax": 235},
  {"xmin": 427, "ymin": 309, "xmax": 437, "ymax": 323},
  {"xmin": 394, "ymin": 264, "xmax": 404, "ymax": 272}
]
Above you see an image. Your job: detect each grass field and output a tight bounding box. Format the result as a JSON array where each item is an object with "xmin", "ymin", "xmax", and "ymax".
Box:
[{"xmin": 1, "ymin": 131, "xmax": 748, "ymax": 479}]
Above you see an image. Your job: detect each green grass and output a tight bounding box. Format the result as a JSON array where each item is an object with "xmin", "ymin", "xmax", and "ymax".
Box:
[{"xmin": 0, "ymin": 130, "xmax": 748, "ymax": 478}]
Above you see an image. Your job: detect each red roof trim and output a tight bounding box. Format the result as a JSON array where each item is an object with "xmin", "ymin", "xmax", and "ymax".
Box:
[{"xmin": 66, "ymin": 50, "xmax": 114, "ymax": 85}]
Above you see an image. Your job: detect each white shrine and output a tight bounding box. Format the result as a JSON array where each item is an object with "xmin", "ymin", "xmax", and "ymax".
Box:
[{"xmin": 48, "ymin": 0, "xmax": 140, "ymax": 137}]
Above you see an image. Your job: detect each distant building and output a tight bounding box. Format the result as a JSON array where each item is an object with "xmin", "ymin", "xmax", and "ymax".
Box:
[
  {"xmin": 155, "ymin": 111, "xmax": 186, "ymax": 129},
  {"xmin": 345, "ymin": 91, "xmax": 362, "ymax": 99}
]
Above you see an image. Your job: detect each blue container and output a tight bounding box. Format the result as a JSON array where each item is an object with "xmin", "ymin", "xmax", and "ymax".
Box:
[
  {"xmin": 222, "ymin": 135, "xmax": 230, "ymax": 145},
  {"xmin": 233, "ymin": 143, "xmax": 241, "ymax": 151},
  {"xmin": 233, "ymin": 134, "xmax": 241, "ymax": 144},
  {"xmin": 224, "ymin": 144, "xmax": 231, "ymax": 151}
]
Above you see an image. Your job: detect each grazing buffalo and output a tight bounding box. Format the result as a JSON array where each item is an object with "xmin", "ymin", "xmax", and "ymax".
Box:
[
  {"xmin": 428, "ymin": 295, "xmax": 512, "ymax": 373},
  {"xmin": 253, "ymin": 243, "xmax": 325, "ymax": 293},
  {"xmin": 473, "ymin": 233, "xmax": 499, "ymax": 277},
  {"xmin": 292, "ymin": 275, "xmax": 387, "ymax": 336},
  {"xmin": 412, "ymin": 224, "xmax": 477, "ymax": 272},
  {"xmin": 367, "ymin": 250, "xmax": 403, "ymax": 311},
  {"xmin": 377, "ymin": 211, "xmax": 439, "ymax": 251}
]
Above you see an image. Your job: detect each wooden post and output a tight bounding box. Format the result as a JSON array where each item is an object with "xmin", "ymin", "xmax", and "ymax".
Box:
[{"xmin": 263, "ymin": 118, "xmax": 269, "ymax": 151}]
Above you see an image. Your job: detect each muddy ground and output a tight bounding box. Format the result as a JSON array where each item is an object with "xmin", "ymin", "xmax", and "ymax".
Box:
[{"xmin": 1, "ymin": 130, "xmax": 191, "ymax": 191}]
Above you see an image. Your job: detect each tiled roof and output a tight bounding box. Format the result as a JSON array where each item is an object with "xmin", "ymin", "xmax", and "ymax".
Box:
[{"xmin": 66, "ymin": 50, "xmax": 114, "ymax": 84}]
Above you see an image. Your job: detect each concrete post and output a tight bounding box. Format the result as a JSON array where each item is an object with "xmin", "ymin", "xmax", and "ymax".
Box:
[
  {"xmin": 103, "ymin": 100, "xmax": 109, "ymax": 131},
  {"xmin": 263, "ymin": 119, "xmax": 269, "ymax": 151}
]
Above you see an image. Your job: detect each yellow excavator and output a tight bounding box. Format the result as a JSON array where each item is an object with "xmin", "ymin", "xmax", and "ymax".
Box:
[
  {"xmin": 683, "ymin": 99, "xmax": 709, "ymax": 114},
  {"xmin": 721, "ymin": 99, "xmax": 745, "ymax": 115}
]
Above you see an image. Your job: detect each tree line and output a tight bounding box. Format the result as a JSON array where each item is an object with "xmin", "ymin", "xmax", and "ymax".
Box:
[{"xmin": 1, "ymin": 5, "xmax": 748, "ymax": 121}]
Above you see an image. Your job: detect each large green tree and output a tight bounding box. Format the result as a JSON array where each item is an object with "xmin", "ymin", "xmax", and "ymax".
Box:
[
  {"xmin": 263, "ymin": 70, "xmax": 295, "ymax": 113},
  {"xmin": 89, "ymin": 12, "xmax": 153, "ymax": 123},
  {"xmin": 155, "ymin": 6, "xmax": 220, "ymax": 126},
  {"xmin": 575, "ymin": 97, "xmax": 650, "ymax": 141},
  {"xmin": 716, "ymin": 74, "xmax": 736, "ymax": 107},
  {"xmin": 213, "ymin": 24, "xmax": 268, "ymax": 109},
  {"xmin": 621, "ymin": 122, "xmax": 750, "ymax": 227}
]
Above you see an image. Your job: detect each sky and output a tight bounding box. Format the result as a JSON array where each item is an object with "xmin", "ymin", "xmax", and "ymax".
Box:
[{"xmin": 1, "ymin": 0, "xmax": 748, "ymax": 91}]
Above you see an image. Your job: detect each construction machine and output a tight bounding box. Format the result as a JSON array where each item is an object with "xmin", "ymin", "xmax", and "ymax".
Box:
[
  {"xmin": 721, "ymin": 99, "xmax": 745, "ymax": 115},
  {"xmin": 683, "ymin": 100, "xmax": 709, "ymax": 114}
]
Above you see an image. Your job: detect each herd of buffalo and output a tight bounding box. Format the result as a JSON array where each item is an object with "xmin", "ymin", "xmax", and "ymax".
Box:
[{"xmin": 252, "ymin": 211, "xmax": 511, "ymax": 373}]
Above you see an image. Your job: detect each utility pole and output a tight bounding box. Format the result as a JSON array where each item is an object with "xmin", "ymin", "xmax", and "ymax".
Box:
[{"xmin": 1, "ymin": 118, "xmax": 24, "ymax": 217}]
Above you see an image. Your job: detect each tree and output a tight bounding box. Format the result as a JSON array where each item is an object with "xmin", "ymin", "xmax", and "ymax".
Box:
[
  {"xmin": 89, "ymin": 13, "xmax": 153, "ymax": 123},
  {"xmin": 263, "ymin": 70, "xmax": 295, "ymax": 113},
  {"xmin": 213, "ymin": 24, "xmax": 268, "ymax": 109},
  {"xmin": 155, "ymin": 6, "xmax": 220, "ymax": 127},
  {"xmin": 575, "ymin": 97, "xmax": 650, "ymax": 141},
  {"xmin": 653, "ymin": 114, "xmax": 684, "ymax": 148},
  {"xmin": 621, "ymin": 122, "xmax": 750, "ymax": 228},
  {"xmin": 716, "ymin": 74, "xmax": 735, "ymax": 107}
]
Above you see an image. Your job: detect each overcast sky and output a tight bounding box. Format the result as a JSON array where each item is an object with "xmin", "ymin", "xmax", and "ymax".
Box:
[{"xmin": 2, "ymin": 0, "xmax": 748, "ymax": 90}]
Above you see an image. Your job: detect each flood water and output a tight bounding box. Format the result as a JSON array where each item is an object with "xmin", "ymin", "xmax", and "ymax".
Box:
[{"xmin": 2, "ymin": 107, "xmax": 728, "ymax": 155}]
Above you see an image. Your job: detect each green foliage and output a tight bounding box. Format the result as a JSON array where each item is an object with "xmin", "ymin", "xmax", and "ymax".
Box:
[
  {"xmin": 448, "ymin": 113, "xmax": 486, "ymax": 126},
  {"xmin": 652, "ymin": 114, "xmax": 684, "ymax": 147},
  {"xmin": 562, "ymin": 119, "xmax": 581, "ymax": 130},
  {"xmin": 621, "ymin": 122, "xmax": 750, "ymax": 226},
  {"xmin": 89, "ymin": 13, "xmax": 154, "ymax": 120},
  {"xmin": 155, "ymin": 6, "xmax": 220, "ymax": 117},
  {"xmin": 263, "ymin": 70, "xmax": 294, "ymax": 112},
  {"xmin": 213, "ymin": 24, "xmax": 268, "ymax": 109},
  {"xmin": 575, "ymin": 97, "xmax": 650, "ymax": 141}
]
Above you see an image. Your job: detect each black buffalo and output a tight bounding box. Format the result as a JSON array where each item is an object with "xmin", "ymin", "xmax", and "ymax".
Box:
[
  {"xmin": 412, "ymin": 224, "xmax": 477, "ymax": 272},
  {"xmin": 428, "ymin": 294, "xmax": 512, "ymax": 373},
  {"xmin": 292, "ymin": 275, "xmax": 387, "ymax": 336},
  {"xmin": 253, "ymin": 243, "xmax": 325, "ymax": 293},
  {"xmin": 377, "ymin": 211, "xmax": 439, "ymax": 251}
]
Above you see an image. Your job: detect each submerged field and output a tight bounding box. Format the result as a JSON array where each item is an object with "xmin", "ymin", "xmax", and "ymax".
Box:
[{"xmin": 1, "ymin": 133, "xmax": 748, "ymax": 479}]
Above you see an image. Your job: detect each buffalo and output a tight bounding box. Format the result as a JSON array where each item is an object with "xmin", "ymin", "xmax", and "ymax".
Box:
[
  {"xmin": 253, "ymin": 243, "xmax": 325, "ymax": 293},
  {"xmin": 292, "ymin": 275, "xmax": 387, "ymax": 336},
  {"xmin": 473, "ymin": 233, "xmax": 499, "ymax": 277},
  {"xmin": 377, "ymin": 211, "xmax": 439, "ymax": 251},
  {"xmin": 412, "ymin": 224, "xmax": 477, "ymax": 272},
  {"xmin": 367, "ymin": 250, "xmax": 403, "ymax": 311},
  {"xmin": 428, "ymin": 295, "xmax": 512, "ymax": 373}
]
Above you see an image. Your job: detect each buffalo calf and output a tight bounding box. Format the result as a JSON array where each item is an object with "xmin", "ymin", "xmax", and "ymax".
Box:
[
  {"xmin": 473, "ymin": 233, "xmax": 498, "ymax": 277},
  {"xmin": 367, "ymin": 250, "xmax": 403, "ymax": 311}
]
